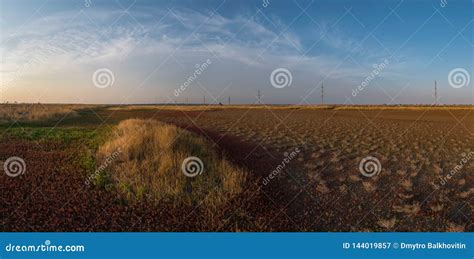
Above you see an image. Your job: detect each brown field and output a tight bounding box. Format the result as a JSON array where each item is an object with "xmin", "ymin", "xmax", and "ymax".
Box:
[
  {"xmin": 107, "ymin": 104, "xmax": 474, "ymax": 112},
  {"xmin": 0, "ymin": 104, "xmax": 472, "ymax": 231},
  {"xmin": 156, "ymin": 106, "xmax": 474, "ymax": 231}
]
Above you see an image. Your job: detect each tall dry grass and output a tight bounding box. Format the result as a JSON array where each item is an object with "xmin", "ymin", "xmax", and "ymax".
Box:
[
  {"xmin": 0, "ymin": 104, "xmax": 89, "ymax": 123},
  {"xmin": 97, "ymin": 119, "xmax": 248, "ymax": 210}
]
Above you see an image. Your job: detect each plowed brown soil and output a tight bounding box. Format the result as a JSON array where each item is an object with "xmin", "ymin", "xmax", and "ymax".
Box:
[{"xmin": 1, "ymin": 106, "xmax": 472, "ymax": 231}]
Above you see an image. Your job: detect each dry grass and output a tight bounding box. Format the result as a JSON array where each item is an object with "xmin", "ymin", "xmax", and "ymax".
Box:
[
  {"xmin": 97, "ymin": 119, "xmax": 248, "ymax": 210},
  {"xmin": 446, "ymin": 222, "xmax": 465, "ymax": 232},
  {"xmin": 0, "ymin": 103, "xmax": 91, "ymax": 123},
  {"xmin": 377, "ymin": 218, "xmax": 397, "ymax": 229}
]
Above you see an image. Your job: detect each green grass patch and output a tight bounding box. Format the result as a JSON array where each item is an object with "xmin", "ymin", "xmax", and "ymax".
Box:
[{"xmin": 1, "ymin": 126, "xmax": 109, "ymax": 146}]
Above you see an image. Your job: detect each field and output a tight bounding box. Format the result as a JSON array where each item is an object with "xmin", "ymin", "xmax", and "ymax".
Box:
[
  {"xmin": 0, "ymin": 104, "xmax": 96, "ymax": 123},
  {"xmin": 0, "ymin": 104, "xmax": 472, "ymax": 231}
]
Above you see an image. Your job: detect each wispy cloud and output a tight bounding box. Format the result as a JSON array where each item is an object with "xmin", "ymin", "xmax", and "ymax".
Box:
[
  {"xmin": 2, "ymin": 8, "xmax": 374, "ymax": 79},
  {"xmin": 3, "ymin": 3, "xmax": 467, "ymax": 104}
]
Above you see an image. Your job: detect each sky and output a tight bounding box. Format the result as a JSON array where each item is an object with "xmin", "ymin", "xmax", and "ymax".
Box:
[{"xmin": 0, "ymin": 0, "xmax": 472, "ymax": 104}]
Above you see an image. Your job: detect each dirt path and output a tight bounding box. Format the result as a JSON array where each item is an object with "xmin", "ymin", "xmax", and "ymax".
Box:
[{"xmin": 172, "ymin": 123, "xmax": 312, "ymax": 231}]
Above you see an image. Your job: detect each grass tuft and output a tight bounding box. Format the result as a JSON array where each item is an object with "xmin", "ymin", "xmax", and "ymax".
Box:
[{"xmin": 97, "ymin": 119, "xmax": 248, "ymax": 209}]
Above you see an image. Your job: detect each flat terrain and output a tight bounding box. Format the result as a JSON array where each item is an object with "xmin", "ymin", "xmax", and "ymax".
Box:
[{"xmin": 0, "ymin": 105, "xmax": 472, "ymax": 231}]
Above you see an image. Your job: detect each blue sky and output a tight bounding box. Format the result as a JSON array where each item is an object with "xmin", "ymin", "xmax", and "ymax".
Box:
[{"xmin": 1, "ymin": 0, "xmax": 472, "ymax": 104}]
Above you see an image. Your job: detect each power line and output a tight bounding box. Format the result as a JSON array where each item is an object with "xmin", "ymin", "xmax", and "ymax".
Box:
[{"xmin": 321, "ymin": 83, "xmax": 324, "ymax": 105}]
